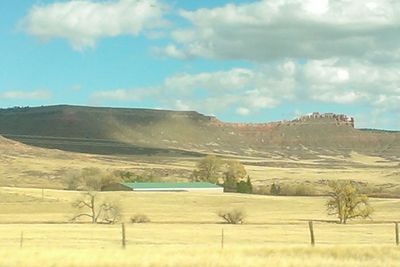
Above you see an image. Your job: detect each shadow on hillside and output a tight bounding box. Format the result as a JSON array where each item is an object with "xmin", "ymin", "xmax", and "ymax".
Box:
[{"xmin": 4, "ymin": 135, "xmax": 204, "ymax": 157}]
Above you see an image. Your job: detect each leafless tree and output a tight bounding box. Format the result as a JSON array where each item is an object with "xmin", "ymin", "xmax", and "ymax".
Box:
[
  {"xmin": 71, "ymin": 191, "xmax": 121, "ymax": 224},
  {"xmin": 217, "ymin": 208, "xmax": 246, "ymax": 224}
]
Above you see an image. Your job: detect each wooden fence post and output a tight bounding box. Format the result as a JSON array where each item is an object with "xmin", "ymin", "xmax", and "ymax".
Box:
[
  {"xmin": 121, "ymin": 223, "xmax": 126, "ymax": 249},
  {"xmin": 20, "ymin": 231, "xmax": 24, "ymax": 248},
  {"xmin": 308, "ymin": 221, "xmax": 315, "ymax": 246},
  {"xmin": 221, "ymin": 228, "xmax": 224, "ymax": 249},
  {"xmin": 395, "ymin": 222, "xmax": 399, "ymax": 246}
]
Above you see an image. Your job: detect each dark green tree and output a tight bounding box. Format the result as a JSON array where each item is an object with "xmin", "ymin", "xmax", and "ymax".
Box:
[
  {"xmin": 237, "ymin": 176, "xmax": 253, "ymax": 194},
  {"xmin": 246, "ymin": 176, "xmax": 253, "ymax": 193},
  {"xmin": 270, "ymin": 183, "xmax": 281, "ymax": 195}
]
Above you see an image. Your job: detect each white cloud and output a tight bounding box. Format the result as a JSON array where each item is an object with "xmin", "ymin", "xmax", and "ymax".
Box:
[
  {"xmin": 304, "ymin": 59, "xmax": 400, "ymax": 105},
  {"xmin": 158, "ymin": 0, "xmax": 400, "ymax": 62},
  {"xmin": 236, "ymin": 107, "xmax": 250, "ymax": 116},
  {"xmin": 304, "ymin": 0, "xmax": 329, "ymax": 15},
  {"xmin": 91, "ymin": 61, "xmax": 297, "ymax": 114},
  {"xmin": 313, "ymin": 91, "xmax": 362, "ymax": 104},
  {"xmin": 91, "ymin": 58, "xmax": 400, "ymax": 119},
  {"xmin": 175, "ymin": 100, "xmax": 191, "ymax": 111},
  {"xmin": 0, "ymin": 90, "xmax": 52, "ymax": 100},
  {"xmin": 244, "ymin": 90, "xmax": 280, "ymax": 108},
  {"xmin": 92, "ymin": 88, "xmax": 155, "ymax": 101},
  {"xmin": 164, "ymin": 68, "xmax": 254, "ymax": 94},
  {"xmin": 153, "ymin": 44, "xmax": 188, "ymax": 59},
  {"xmin": 21, "ymin": 0, "xmax": 168, "ymax": 50}
]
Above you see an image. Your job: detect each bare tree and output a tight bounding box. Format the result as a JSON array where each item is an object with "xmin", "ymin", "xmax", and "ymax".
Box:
[
  {"xmin": 217, "ymin": 208, "xmax": 246, "ymax": 224},
  {"xmin": 71, "ymin": 191, "xmax": 121, "ymax": 224},
  {"xmin": 101, "ymin": 202, "xmax": 122, "ymax": 224}
]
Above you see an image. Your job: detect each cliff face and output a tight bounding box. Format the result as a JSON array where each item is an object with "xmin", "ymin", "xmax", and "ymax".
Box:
[
  {"xmin": 0, "ymin": 105, "xmax": 397, "ymax": 157},
  {"xmin": 209, "ymin": 112, "xmax": 354, "ymax": 129}
]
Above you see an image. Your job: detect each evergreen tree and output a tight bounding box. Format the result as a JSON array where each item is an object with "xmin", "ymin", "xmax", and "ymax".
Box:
[{"xmin": 246, "ymin": 176, "xmax": 253, "ymax": 193}]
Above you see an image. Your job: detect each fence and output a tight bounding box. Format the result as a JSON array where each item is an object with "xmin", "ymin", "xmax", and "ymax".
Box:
[{"xmin": 7, "ymin": 221, "xmax": 400, "ymax": 249}]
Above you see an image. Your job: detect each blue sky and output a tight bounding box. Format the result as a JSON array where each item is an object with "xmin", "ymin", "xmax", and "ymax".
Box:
[{"xmin": 1, "ymin": 0, "xmax": 399, "ymax": 130}]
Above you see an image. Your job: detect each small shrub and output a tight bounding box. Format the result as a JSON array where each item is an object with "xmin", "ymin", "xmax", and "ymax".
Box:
[
  {"xmin": 270, "ymin": 183, "xmax": 281, "ymax": 195},
  {"xmin": 217, "ymin": 209, "xmax": 246, "ymax": 224},
  {"xmin": 280, "ymin": 183, "xmax": 316, "ymax": 196},
  {"xmin": 66, "ymin": 174, "xmax": 81, "ymax": 190},
  {"xmin": 115, "ymin": 170, "xmax": 160, "ymax": 183},
  {"xmin": 294, "ymin": 183, "xmax": 314, "ymax": 196},
  {"xmin": 252, "ymin": 186, "xmax": 269, "ymax": 195},
  {"xmin": 131, "ymin": 214, "xmax": 150, "ymax": 223},
  {"xmin": 101, "ymin": 202, "xmax": 122, "ymax": 224}
]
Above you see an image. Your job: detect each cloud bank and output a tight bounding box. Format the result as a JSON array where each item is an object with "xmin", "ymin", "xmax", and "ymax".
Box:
[
  {"xmin": 159, "ymin": 0, "xmax": 400, "ymax": 62},
  {"xmin": 92, "ymin": 58, "xmax": 400, "ymax": 128},
  {"xmin": 21, "ymin": 0, "xmax": 167, "ymax": 50},
  {"xmin": 0, "ymin": 90, "xmax": 52, "ymax": 100}
]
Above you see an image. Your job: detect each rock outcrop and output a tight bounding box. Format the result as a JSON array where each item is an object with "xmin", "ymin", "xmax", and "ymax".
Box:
[{"xmin": 209, "ymin": 112, "xmax": 355, "ymax": 129}]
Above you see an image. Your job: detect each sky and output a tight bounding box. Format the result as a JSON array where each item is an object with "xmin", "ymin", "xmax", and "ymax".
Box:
[{"xmin": 0, "ymin": 0, "xmax": 399, "ymax": 130}]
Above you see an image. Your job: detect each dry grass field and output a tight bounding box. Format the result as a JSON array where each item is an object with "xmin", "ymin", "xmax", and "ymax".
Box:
[
  {"xmin": 1, "ymin": 138, "xmax": 400, "ymax": 265},
  {"xmin": 1, "ymin": 135, "xmax": 399, "ymax": 196},
  {"xmin": 0, "ymin": 187, "xmax": 400, "ymax": 266},
  {"xmin": 2, "ymin": 245, "xmax": 400, "ymax": 267}
]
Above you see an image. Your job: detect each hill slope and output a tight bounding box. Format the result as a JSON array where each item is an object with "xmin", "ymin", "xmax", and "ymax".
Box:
[{"xmin": 0, "ymin": 105, "xmax": 399, "ymax": 158}]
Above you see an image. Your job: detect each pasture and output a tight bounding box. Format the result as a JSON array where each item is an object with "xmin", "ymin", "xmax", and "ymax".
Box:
[
  {"xmin": 1, "ymin": 187, "xmax": 400, "ymax": 266},
  {"xmin": 1, "ymin": 138, "xmax": 399, "ymax": 197}
]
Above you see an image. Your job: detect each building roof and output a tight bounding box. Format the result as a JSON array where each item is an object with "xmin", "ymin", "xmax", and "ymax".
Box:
[{"xmin": 121, "ymin": 182, "xmax": 221, "ymax": 189}]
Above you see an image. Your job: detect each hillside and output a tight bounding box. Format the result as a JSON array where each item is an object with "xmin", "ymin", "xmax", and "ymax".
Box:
[
  {"xmin": 0, "ymin": 133, "xmax": 199, "ymax": 189},
  {"xmin": 0, "ymin": 129, "xmax": 399, "ymax": 196},
  {"xmin": 0, "ymin": 105, "xmax": 398, "ymax": 158}
]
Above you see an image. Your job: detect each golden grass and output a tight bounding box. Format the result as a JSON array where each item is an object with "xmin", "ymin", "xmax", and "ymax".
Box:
[
  {"xmin": 1, "ymin": 188, "xmax": 400, "ymax": 266},
  {"xmin": 1, "ymin": 222, "xmax": 399, "ymax": 248},
  {"xmin": 1, "ymin": 245, "xmax": 400, "ymax": 267},
  {"xmin": 1, "ymin": 135, "xmax": 399, "ymax": 265},
  {"xmin": 1, "ymin": 187, "xmax": 400, "ymax": 224}
]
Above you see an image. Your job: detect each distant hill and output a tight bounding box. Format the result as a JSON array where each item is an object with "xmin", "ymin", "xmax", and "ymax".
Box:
[{"xmin": 0, "ymin": 105, "xmax": 399, "ymax": 158}]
